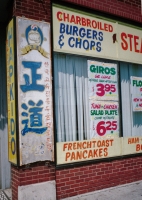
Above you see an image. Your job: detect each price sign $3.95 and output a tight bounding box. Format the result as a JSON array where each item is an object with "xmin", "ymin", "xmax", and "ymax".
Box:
[
  {"xmin": 95, "ymin": 121, "xmax": 117, "ymax": 136},
  {"xmin": 95, "ymin": 83, "xmax": 116, "ymax": 97}
]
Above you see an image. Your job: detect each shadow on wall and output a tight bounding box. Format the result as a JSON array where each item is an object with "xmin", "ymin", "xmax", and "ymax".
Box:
[{"xmin": 0, "ymin": 25, "xmax": 7, "ymax": 130}]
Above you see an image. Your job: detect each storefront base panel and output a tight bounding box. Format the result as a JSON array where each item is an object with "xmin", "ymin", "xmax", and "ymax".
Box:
[
  {"xmin": 11, "ymin": 157, "xmax": 142, "ymax": 199},
  {"xmin": 18, "ymin": 180, "xmax": 56, "ymax": 200},
  {"xmin": 56, "ymin": 156, "xmax": 142, "ymax": 199},
  {"xmin": 11, "ymin": 163, "xmax": 55, "ymax": 200}
]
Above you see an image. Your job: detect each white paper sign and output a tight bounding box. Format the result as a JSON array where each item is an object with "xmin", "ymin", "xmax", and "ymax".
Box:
[
  {"xmin": 90, "ymin": 101, "xmax": 119, "ymax": 138},
  {"xmin": 88, "ymin": 60, "xmax": 118, "ymax": 101},
  {"xmin": 131, "ymin": 76, "xmax": 142, "ymax": 111}
]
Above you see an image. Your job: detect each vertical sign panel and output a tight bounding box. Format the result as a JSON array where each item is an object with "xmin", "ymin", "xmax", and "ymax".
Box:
[
  {"xmin": 6, "ymin": 18, "xmax": 17, "ymax": 164},
  {"xmin": 16, "ymin": 17, "xmax": 53, "ymax": 165},
  {"xmin": 88, "ymin": 60, "xmax": 119, "ymax": 139}
]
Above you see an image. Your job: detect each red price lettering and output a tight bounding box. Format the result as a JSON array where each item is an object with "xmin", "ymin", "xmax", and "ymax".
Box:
[
  {"xmin": 96, "ymin": 84, "xmax": 116, "ymax": 97},
  {"xmin": 96, "ymin": 84, "xmax": 105, "ymax": 96},
  {"xmin": 96, "ymin": 121, "xmax": 117, "ymax": 136}
]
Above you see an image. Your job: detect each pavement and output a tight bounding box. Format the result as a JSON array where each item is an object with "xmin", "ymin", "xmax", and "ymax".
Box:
[
  {"xmin": 63, "ymin": 180, "xmax": 142, "ymax": 200},
  {"xmin": 0, "ymin": 189, "xmax": 12, "ymax": 200},
  {"xmin": 0, "ymin": 181, "xmax": 142, "ymax": 200}
]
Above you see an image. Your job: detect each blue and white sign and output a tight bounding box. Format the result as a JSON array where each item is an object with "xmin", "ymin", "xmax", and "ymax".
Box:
[{"xmin": 16, "ymin": 17, "xmax": 53, "ymax": 165}]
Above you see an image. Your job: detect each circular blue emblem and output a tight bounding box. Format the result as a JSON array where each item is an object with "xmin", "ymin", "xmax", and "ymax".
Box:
[{"xmin": 25, "ymin": 24, "xmax": 43, "ymax": 46}]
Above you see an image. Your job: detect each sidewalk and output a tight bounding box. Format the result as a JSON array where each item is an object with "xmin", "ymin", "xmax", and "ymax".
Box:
[
  {"xmin": 63, "ymin": 180, "xmax": 142, "ymax": 200},
  {"xmin": 0, "ymin": 188, "xmax": 12, "ymax": 200},
  {"xmin": 1, "ymin": 181, "xmax": 142, "ymax": 199}
]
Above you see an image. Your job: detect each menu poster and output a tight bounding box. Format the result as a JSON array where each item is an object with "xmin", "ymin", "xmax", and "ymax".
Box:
[
  {"xmin": 88, "ymin": 61, "xmax": 118, "ymax": 101},
  {"xmin": 90, "ymin": 101, "xmax": 119, "ymax": 138},
  {"xmin": 131, "ymin": 76, "xmax": 142, "ymax": 111}
]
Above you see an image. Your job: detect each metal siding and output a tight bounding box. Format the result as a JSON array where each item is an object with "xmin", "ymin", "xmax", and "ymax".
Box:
[
  {"xmin": 0, "ymin": 25, "xmax": 7, "ymax": 130},
  {"xmin": 0, "ymin": 24, "xmax": 11, "ymax": 189},
  {"xmin": 0, "ymin": 138, "xmax": 1, "ymax": 188}
]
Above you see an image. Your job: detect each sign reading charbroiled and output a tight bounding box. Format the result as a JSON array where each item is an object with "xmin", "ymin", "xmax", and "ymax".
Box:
[
  {"xmin": 53, "ymin": 6, "xmax": 117, "ymax": 59},
  {"xmin": 53, "ymin": 5, "xmax": 142, "ymax": 64}
]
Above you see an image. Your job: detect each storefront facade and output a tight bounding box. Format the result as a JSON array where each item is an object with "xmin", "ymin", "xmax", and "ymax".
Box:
[
  {"xmin": 1, "ymin": 0, "xmax": 142, "ymax": 199},
  {"xmin": 53, "ymin": 3, "xmax": 142, "ymax": 199}
]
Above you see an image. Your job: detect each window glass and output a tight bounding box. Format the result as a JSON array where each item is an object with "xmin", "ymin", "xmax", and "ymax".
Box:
[
  {"xmin": 120, "ymin": 62, "xmax": 142, "ymax": 137},
  {"xmin": 54, "ymin": 53, "xmax": 89, "ymax": 142},
  {"xmin": 54, "ymin": 53, "xmax": 120, "ymax": 142}
]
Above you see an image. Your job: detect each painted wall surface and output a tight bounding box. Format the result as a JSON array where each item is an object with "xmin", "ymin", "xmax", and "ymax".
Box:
[
  {"xmin": 16, "ymin": 17, "xmax": 53, "ymax": 165},
  {"xmin": 53, "ymin": 5, "xmax": 142, "ymax": 65},
  {"xmin": 18, "ymin": 181, "xmax": 56, "ymax": 200},
  {"xmin": 6, "ymin": 18, "xmax": 17, "ymax": 165}
]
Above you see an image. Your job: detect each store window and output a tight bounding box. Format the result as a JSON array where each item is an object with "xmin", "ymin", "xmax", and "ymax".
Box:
[
  {"xmin": 53, "ymin": 4, "xmax": 142, "ymax": 165},
  {"xmin": 54, "ymin": 53, "xmax": 120, "ymax": 142},
  {"xmin": 54, "ymin": 53, "xmax": 142, "ymax": 164},
  {"xmin": 120, "ymin": 62, "xmax": 142, "ymax": 137},
  {"xmin": 54, "ymin": 53, "xmax": 142, "ymax": 140}
]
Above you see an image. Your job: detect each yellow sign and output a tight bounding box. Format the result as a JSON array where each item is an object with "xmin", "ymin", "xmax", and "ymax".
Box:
[
  {"xmin": 57, "ymin": 138, "xmax": 121, "ymax": 165},
  {"xmin": 6, "ymin": 18, "xmax": 17, "ymax": 164},
  {"xmin": 57, "ymin": 136, "xmax": 142, "ymax": 165},
  {"xmin": 123, "ymin": 137, "xmax": 142, "ymax": 155}
]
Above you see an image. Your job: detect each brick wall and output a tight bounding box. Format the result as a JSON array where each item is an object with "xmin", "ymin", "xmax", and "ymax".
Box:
[
  {"xmin": 11, "ymin": 162, "xmax": 55, "ymax": 200},
  {"xmin": 56, "ymin": 156, "xmax": 142, "ymax": 199},
  {"xmin": 11, "ymin": 1, "xmax": 54, "ymax": 200},
  {"xmin": 11, "ymin": 156, "xmax": 142, "ymax": 200},
  {"xmin": 12, "ymin": 0, "xmax": 142, "ymax": 23},
  {"xmin": 13, "ymin": 0, "xmax": 51, "ymax": 22},
  {"xmin": 61, "ymin": 0, "xmax": 142, "ymax": 23}
]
